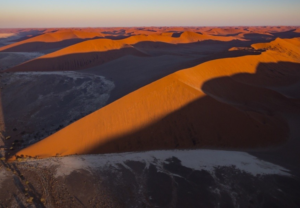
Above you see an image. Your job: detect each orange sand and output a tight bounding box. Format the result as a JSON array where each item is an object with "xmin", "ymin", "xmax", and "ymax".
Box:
[{"xmin": 12, "ymin": 37, "xmax": 300, "ymax": 159}]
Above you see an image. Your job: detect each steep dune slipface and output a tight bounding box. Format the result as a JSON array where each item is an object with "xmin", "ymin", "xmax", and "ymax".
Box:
[
  {"xmin": 13, "ymin": 37, "xmax": 300, "ymax": 159},
  {"xmin": 6, "ymin": 31, "xmax": 241, "ymax": 72}
]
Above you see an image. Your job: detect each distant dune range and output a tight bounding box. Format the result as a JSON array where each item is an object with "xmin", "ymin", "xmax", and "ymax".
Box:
[
  {"xmin": 12, "ymin": 37, "xmax": 300, "ymax": 159},
  {"xmin": 3, "ymin": 27, "xmax": 300, "ymax": 73},
  {"xmin": 4, "ymin": 31, "xmax": 243, "ymax": 72}
]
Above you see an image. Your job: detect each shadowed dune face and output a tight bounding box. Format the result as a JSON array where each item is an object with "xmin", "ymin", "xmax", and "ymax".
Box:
[
  {"xmin": 6, "ymin": 47, "xmax": 148, "ymax": 72},
  {"xmin": 81, "ymin": 62, "xmax": 300, "ymax": 154},
  {"xmin": 11, "ymin": 36, "xmax": 300, "ymax": 159}
]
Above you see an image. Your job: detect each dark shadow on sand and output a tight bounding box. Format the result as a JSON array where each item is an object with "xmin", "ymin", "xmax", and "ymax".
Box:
[{"xmin": 83, "ymin": 62, "xmax": 300, "ymax": 175}]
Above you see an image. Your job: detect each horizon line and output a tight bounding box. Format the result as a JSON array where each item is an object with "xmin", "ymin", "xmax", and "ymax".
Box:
[{"xmin": 1, "ymin": 25, "xmax": 300, "ymax": 30}]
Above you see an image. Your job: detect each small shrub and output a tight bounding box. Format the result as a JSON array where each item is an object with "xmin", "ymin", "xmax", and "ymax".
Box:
[{"xmin": 26, "ymin": 197, "xmax": 34, "ymax": 203}]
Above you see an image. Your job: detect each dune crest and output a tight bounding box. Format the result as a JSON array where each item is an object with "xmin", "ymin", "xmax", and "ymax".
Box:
[
  {"xmin": 0, "ymin": 29, "xmax": 104, "ymax": 52},
  {"xmin": 12, "ymin": 37, "xmax": 300, "ymax": 159}
]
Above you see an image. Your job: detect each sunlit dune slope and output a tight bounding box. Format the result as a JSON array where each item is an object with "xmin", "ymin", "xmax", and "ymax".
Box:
[
  {"xmin": 13, "ymin": 37, "xmax": 300, "ymax": 159},
  {"xmin": 0, "ymin": 30, "xmax": 103, "ymax": 52},
  {"xmin": 252, "ymin": 37, "xmax": 300, "ymax": 59},
  {"xmin": 6, "ymin": 31, "xmax": 241, "ymax": 72}
]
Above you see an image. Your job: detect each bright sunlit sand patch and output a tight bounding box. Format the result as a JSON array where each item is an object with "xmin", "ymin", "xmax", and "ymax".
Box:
[{"xmin": 0, "ymin": 33, "xmax": 15, "ymax": 39}]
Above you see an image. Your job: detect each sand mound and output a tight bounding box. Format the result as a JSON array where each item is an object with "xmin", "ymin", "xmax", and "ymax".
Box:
[
  {"xmin": 0, "ymin": 30, "xmax": 103, "ymax": 52},
  {"xmin": 116, "ymin": 31, "xmax": 239, "ymax": 45},
  {"xmin": 179, "ymin": 31, "xmax": 237, "ymax": 42},
  {"xmin": 12, "ymin": 37, "xmax": 300, "ymax": 159}
]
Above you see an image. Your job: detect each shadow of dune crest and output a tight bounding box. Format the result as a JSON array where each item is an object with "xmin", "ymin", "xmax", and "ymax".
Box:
[
  {"xmin": 5, "ymin": 47, "xmax": 149, "ymax": 72},
  {"xmin": 85, "ymin": 61, "xmax": 300, "ymax": 155}
]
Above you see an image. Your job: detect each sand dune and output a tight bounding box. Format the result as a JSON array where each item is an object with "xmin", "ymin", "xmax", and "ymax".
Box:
[
  {"xmin": 0, "ymin": 30, "xmax": 103, "ymax": 52},
  {"xmin": 12, "ymin": 37, "xmax": 300, "ymax": 159},
  {"xmin": 205, "ymin": 27, "xmax": 247, "ymax": 36},
  {"xmin": 6, "ymin": 31, "xmax": 241, "ymax": 72},
  {"xmin": 252, "ymin": 37, "xmax": 300, "ymax": 59},
  {"xmin": 44, "ymin": 31, "xmax": 241, "ymax": 55}
]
